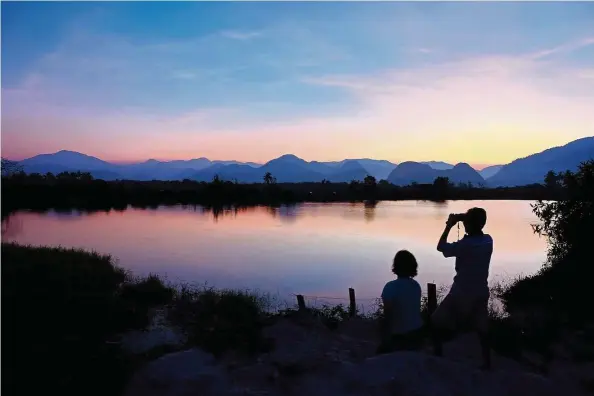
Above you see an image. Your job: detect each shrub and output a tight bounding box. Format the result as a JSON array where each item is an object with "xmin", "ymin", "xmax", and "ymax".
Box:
[
  {"xmin": 168, "ymin": 286, "xmax": 271, "ymax": 357},
  {"xmin": 500, "ymin": 161, "xmax": 594, "ymax": 328},
  {"xmin": 1, "ymin": 243, "xmax": 174, "ymax": 396}
]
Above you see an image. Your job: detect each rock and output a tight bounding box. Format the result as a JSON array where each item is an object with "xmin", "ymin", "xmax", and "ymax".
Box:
[
  {"xmin": 262, "ymin": 318, "xmax": 337, "ymax": 373},
  {"xmin": 339, "ymin": 351, "xmax": 586, "ymax": 396},
  {"xmin": 124, "ymin": 349, "xmax": 229, "ymax": 396},
  {"xmin": 548, "ymin": 361, "xmax": 594, "ymax": 393},
  {"xmin": 119, "ymin": 308, "xmax": 187, "ymax": 355}
]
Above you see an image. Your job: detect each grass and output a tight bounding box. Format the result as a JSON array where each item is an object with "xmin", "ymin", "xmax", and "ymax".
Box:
[
  {"xmin": 167, "ymin": 285, "xmax": 275, "ymax": 357},
  {"xmin": 2, "ymin": 243, "xmax": 176, "ymax": 396}
]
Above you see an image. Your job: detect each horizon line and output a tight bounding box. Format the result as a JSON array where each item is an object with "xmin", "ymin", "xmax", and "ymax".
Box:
[{"xmin": 6, "ymin": 149, "xmax": 502, "ymax": 171}]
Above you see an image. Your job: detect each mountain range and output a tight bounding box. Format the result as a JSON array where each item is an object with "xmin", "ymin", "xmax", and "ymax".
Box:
[{"xmin": 12, "ymin": 136, "xmax": 593, "ymax": 186}]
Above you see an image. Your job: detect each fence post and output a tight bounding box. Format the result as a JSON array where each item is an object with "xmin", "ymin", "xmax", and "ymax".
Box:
[
  {"xmin": 349, "ymin": 288, "xmax": 356, "ymax": 317},
  {"xmin": 296, "ymin": 294, "xmax": 306, "ymax": 311},
  {"xmin": 427, "ymin": 283, "xmax": 437, "ymax": 316}
]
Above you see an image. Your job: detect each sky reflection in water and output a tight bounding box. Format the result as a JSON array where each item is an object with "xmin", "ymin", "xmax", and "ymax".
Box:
[{"xmin": 4, "ymin": 200, "xmax": 546, "ymax": 302}]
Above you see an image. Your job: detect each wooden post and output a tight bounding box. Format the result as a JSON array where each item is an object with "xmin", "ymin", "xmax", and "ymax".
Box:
[
  {"xmin": 349, "ymin": 288, "xmax": 356, "ymax": 317},
  {"xmin": 296, "ymin": 294, "xmax": 306, "ymax": 311},
  {"xmin": 427, "ymin": 283, "xmax": 437, "ymax": 316}
]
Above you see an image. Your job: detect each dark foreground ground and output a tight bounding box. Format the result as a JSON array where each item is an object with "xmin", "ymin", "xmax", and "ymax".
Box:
[{"xmin": 3, "ymin": 243, "xmax": 594, "ymax": 396}]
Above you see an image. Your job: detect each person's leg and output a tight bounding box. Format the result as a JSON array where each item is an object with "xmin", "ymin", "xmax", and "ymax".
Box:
[
  {"xmin": 376, "ymin": 316, "xmax": 392, "ymax": 354},
  {"xmin": 430, "ymin": 294, "xmax": 457, "ymax": 357},
  {"xmin": 478, "ymin": 330, "xmax": 492, "ymax": 370},
  {"xmin": 473, "ymin": 297, "xmax": 492, "ymax": 370}
]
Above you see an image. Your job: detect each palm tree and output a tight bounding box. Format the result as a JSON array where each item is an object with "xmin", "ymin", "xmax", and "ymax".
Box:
[{"xmin": 263, "ymin": 172, "xmax": 276, "ymax": 185}]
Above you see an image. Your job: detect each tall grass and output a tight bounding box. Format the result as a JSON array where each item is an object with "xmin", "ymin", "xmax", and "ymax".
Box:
[
  {"xmin": 2, "ymin": 243, "xmax": 176, "ymax": 396},
  {"xmin": 167, "ymin": 285, "xmax": 276, "ymax": 357}
]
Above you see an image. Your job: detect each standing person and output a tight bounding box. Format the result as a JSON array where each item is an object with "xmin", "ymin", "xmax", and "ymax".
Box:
[
  {"xmin": 377, "ymin": 250, "xmax": 424, "ymax": 353},
  {"xmin": 431, "ymin": 207, "xmax": 493, "ymax": 370}
]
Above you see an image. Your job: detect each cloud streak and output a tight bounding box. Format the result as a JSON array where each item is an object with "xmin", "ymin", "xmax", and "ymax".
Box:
[{"xmin": 528, "ymin": 36, "xmax": 594, "ymax": 60}]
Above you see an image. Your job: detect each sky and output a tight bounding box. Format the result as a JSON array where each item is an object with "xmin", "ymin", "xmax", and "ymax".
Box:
[{"xmin": 2, "ymin": 2, "xmax": 594, "ymax": 167}]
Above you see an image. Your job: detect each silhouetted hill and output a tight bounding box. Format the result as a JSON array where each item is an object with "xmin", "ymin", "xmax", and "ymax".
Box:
[
  {"xmin": 260, "ymin": 154, "xmax": 326, "ymax": 183},
  {"xmin": 446, "ymin": 163, "xmax": 485, "ymax": 185},
  {"xmin": 488, "ymin": 137, "xmax": 594, "ymax": 187},
  {"xmin": 310, "ymin": 159, "xmax": 397, "ymax": 180},
  {"xmin": 308, "ymin": 161, "xmax": 337, "ymax": 175},
  {"xmin": 387, "ymin": 161, "xmax": 485, "ymax": 186},
  {"xmin": 15, "ymin": 141, "xmax": 590, "ymax": 186},
  {"xmin": 347, "ymin": 159, "xmax": 396, "ymax": 180},
  {"xmin": 422, "ymin": 161, "xmax": 454, "ymax": 170},
  {"xmin": 20, "ymin": 151, "xmax": 122, "ymax": 180},
  {"xmin": 387, "ymin": 162, "xmax": 437, "ymax": 185},
  {"xmin": 328, "ymin": 160, "xmax": 370, "ymax": 182},
  {"xmin": 193, "ymin": 163, "xmax": 262, "ymax": 182},
  {"xmin": 17, "ymin": 151, "xmax": 262, "ymax": 181},
  {"xmin": 479, "ymin": 165, "xmax": 503, "ymax": 179}
]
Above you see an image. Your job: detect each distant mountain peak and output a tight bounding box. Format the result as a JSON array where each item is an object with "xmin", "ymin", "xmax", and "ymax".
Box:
[
  {"xmin": 277, "ymin": 154, "xmax": 302, "ymax": 161},
  {"xmin": 488, "ymin": 136, "xmax": 594, "ymax": 186},
  {"xmin": 265, "ymin": 154, "xmax": 308, "ymax": 166},
  {"xmin": 453, "ymin": 162, "xmax": 473, "ymax": 169},
  {"xmin": 52, "ymin": 150, "xmax": 98, "ymax": 158}
]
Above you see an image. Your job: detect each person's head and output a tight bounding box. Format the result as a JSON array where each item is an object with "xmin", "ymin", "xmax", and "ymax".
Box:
[
  {"xmin": 463, "ymin": 207, "xmax": 487, "ymax": 235},
  {"xmin": 392, "ymin": 250, "xmax": 418, "ymax": 278}
]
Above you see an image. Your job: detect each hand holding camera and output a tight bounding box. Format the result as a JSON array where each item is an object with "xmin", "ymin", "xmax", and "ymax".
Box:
[{"xmin": 447, "ymin": 213, "xmax": 465, "ymax": 227}]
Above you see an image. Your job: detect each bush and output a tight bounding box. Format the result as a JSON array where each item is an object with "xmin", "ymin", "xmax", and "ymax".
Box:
[
  {"xmin": 500, "ymin": 161, "xmax": 594, "ymax": 328},
  {"xmin": 1, "ymin": 243, "xmax": 174, "ymax": 396},
  {"xmin": 168, "ymin": 286, "xmax": 272, "ymax": 357}
]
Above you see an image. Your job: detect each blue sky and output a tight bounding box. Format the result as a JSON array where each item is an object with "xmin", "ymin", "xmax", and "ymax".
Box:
[{"xmin": 2, "ymin": 2, "xmax": 593, "ymax": 165}]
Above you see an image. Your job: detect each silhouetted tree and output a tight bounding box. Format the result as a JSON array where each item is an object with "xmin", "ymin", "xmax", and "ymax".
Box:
[
  {"xmin": 433, "ymin": 176, "xmax": 452, "ymax": 189},
  {"xmin": 363, "ymin": 175, "xmax": 377, "ymax": 187},
  {"xmin": 501, "ymin": 160, "xmax": 594, "ymax": 324},
  {"xmin": 456, "ymin": 181, "xmax": 474, "ymax": 189},
  {"xmin": 1, "ymin": 158, "xmax": 23, "ymax": 177},
  {"xmin": 263, "ymin": 172, "xmax": 276, "ymax": 185},
  {"xmin": 544, "ymin": 170, "xmax": 562, "ymax": 190},
  {"xmin": 379, "ymin": 179, "xmax": 390, "ymax": 186}
]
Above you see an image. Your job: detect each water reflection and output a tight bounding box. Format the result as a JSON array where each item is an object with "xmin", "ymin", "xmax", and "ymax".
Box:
[
  {"xmin": 364, "ymin": 200, "xmax": 378, "ymax": 223},
  {"xmin": 2, "ymin": 201, "xmax": 546, "ymax": 300}
]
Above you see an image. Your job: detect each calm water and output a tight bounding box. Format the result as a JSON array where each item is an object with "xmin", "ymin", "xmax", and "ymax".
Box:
[{"xmin": 3, "ymin": 201, "xmax": 546, "ymax": 303}]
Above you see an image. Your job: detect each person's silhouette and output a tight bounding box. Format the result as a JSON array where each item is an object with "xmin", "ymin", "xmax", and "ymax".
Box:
[
  {"xmin": 377, "ymin": 250, "xmax": 424, "ymax": 353},
  {"xmin": 431, "ymin": 207, "xmax": 493, "ymax": 369}
]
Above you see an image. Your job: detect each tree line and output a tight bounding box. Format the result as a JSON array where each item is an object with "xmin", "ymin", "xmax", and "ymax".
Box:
[{"xmin": 2, "ymin": 158, "xmax": 580, "ymax": 217}]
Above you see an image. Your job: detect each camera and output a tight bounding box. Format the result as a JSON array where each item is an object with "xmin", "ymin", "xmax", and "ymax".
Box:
[{"xmin": 449, "ymin": 213, "xmax": 466, "ymax": 223}]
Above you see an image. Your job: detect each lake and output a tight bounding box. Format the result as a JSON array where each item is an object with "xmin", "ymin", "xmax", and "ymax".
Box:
[{"xmin": 3, "ymin": 200, "xmax": 546, "ymax": 307}]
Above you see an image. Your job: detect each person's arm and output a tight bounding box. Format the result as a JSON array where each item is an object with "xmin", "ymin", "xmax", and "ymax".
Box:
[
  {"xmin": 436, "ymin": 217, "xmax": 460, "ymax": 257},
  {"xmin": 380, "ymin": 285, "xmax": 395, "ymax": 340},
  {"xmin": 381, "ymin": 297, "xmax": 392, "ymax": 339}
]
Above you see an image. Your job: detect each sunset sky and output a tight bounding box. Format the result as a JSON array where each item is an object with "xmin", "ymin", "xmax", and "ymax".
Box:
[{"xmin": 2, "ymin": 2, "xmax": 593, "ymax": 166}]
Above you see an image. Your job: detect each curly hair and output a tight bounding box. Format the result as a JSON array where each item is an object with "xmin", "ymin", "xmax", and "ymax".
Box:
[{"xmin": 392, "ymin": 250, "xmax": 418, "ymax": 278}]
